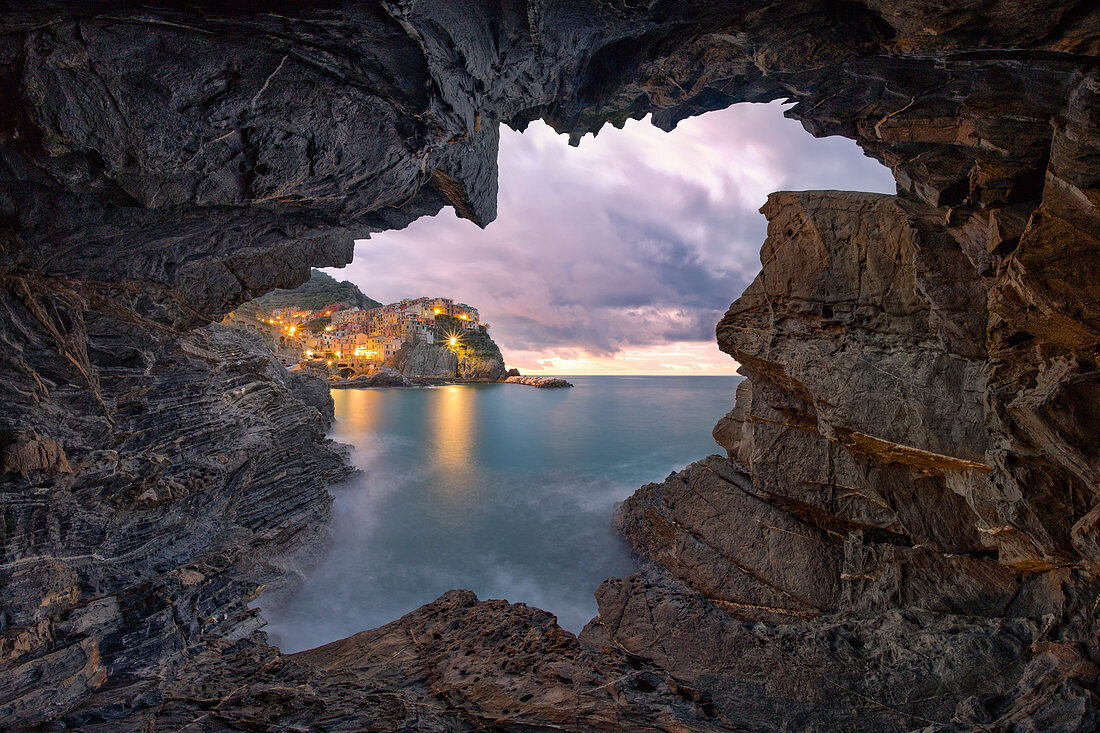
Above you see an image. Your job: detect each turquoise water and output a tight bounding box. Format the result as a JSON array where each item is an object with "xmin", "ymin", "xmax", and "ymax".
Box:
[{"xmin": 262, "ymin": 375, "xmax": 740, "ymax": 652}]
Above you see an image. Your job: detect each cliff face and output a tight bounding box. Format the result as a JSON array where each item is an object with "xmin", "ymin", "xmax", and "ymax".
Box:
[
  {"xmin": 1, "ymin": 322, "xmax": 352, "ymax": 725},
  {"xmin": 389, "ymin": 339, "xmax": 506, "ymax": 380},
  {"xmin": 1, "ymin": 1, "xmax": 1098, "ymax": 730},
  {"xmin": 458, "ymin": 339, "xmax": 507, "ymax": 381},
  {"xmin": 390, "ymin": 342, "xmax": 460, "ymax": 379},
  {"xmin": 458, "ymin": 351, "xmax": 506, "ymax": 381},
  {"xmin": 606, "ymin": 191, "xmax": 1098, "ymax": 728}
]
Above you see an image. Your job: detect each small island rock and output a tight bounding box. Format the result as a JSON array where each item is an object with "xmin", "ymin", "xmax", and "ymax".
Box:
[{"xmin": 503, "ymin": 375, "xmax": 573, "ymax": 388}]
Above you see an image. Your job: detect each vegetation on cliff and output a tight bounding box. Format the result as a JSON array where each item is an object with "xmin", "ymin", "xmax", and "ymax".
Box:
[
  {"xmin": 251, "ymin": 269, "xmax": 381, "ymax": 312},
  {"xmin": 434, "ymin": 315, "xmax": 502, "ymax": 361}
]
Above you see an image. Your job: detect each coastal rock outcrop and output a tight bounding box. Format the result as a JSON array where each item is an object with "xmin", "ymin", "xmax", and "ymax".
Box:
[
  {"xmin": 504, "ymin": 375, "xmax": 574, "ymax": 388},
  {"xmin": 603, "ymin": 189, "xmax": 1100, "ymax": 729},
  {"xmin": 458, "ymin": 350, "xmax": 507, "ymax": 381},
  {"xmin": 331, "ymin": 367, "xmax": 412, "ymax": 388},
  {"xmin": 455, "ymin": 326, "xmax": 508, "ymax": 381},
  {"xmin": 389, "ymin": 340, "xmax": 507, "ymax": 381},
  {"xmin": 1, "ymin": 1, "xmax": 1098, "ymax": 730},
  {"xmin": 582, "ymin": 564, "xmax": 1048, "ymax": 731},
  {"xmin": 72, "ymin": 590, "xmax": 726, "ymax": 732},
  {"xmin": 390, "ymin": 342, "xmax": 460, "ymax": 380}
]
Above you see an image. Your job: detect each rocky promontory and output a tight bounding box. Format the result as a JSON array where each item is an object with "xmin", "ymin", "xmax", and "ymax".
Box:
[
  {"xmin": 1, "ymin": 1, "xmax": 1097, "ymax": 730},
  {"xmin": 389, "ymin": 337, "xmax": 506, "ymax": 382}
]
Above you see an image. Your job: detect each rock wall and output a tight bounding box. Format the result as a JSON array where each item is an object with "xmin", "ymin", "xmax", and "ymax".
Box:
[
  {"xmin": 0, "ymin": 322, "xmax": 351, "ymax": 726},
  {"xmin": 1, "ymin": 1, "xmax": 1098, "ymax": 730},
  {"xmin": 457, "ymin": 347, "xmax": 507, "ymax": 381},
  {"xmin": 390, "ymin": 342, "xmax": 459, "ymax": 379},
  {"xmin": 389, "ymin": 340, "xmax": 506, "ymax": 381},
  {"xmin": 605, "ymin": 191, "xmax": 1099, "ymax": 728}
]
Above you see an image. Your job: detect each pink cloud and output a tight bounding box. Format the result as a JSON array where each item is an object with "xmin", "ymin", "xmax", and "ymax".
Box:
[{"xmin": 326, "ymin": 102, "xmax": 894, "ymax": 374}]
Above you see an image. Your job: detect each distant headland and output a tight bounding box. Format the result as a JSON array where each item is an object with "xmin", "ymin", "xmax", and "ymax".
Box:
[{"xmin": 224, "ymin": 269, "xmax": 570, "ymax": 387}]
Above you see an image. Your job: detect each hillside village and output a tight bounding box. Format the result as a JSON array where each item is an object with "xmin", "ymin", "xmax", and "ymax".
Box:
[
  {"xmin": 223, "ymin": 270, "xmax": 573, "ymax": 387},
  {"xmin": 223, "ymin": 270, "xmax": 504, "ymax": 381},
  {"xmin": 235, "ymin": 296, "xmax": 484, "ymax": 361}
]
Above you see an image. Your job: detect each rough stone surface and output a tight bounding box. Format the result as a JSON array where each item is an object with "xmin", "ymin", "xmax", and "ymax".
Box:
[
  {"xmin": 581, "ymin": 564, "xmax": 1076, "ymax": 732},
  {"xmin": 389, "ymin": 342, "xmax": 460, "ymax": 380},
  {"xmin": 331, "ymin": 366, "xmax": 412, "ymax": 389},
  {"xmin": 457, "ymin": 349, "xmax": 507, "ymax": 381},
  {"xmin": 1, "ymin": 1, "xmax": 1098, "ymax": 730},
  {"xmin": 64, "ymin": 589, "xmax": 729, "ymax": 732},
  {"xmin": 389, "ymin": 341, "xmax": 507, "ymax": 381},
  {"xmin": 0, "ymin": 323, "xmax": 351, "ymax": 728},
  {"xmin": 606, "ymin": 188, "xmax": 1099, "ymax": 729}
]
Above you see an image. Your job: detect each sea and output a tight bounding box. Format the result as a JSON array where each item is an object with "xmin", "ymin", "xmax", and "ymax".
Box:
[{"xmin": 261, "ymin": 374, "xmax": 741, "ymax": 653}]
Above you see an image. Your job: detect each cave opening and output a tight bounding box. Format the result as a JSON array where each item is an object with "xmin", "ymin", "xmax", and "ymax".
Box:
[
  {"xmin": 251, "ymin": 101, "xmax": 896, "ymax": 652},
  {"xmin": 3, "ymin": 3, "xmax": 1098, "ymax": 729}
]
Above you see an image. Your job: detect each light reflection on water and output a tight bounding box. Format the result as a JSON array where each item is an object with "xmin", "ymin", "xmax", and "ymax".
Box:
[
  {"xmin": 261, "ymin": 375, "xmax": 740, "ymax": 653},
  {"xmin": 429, "ymin": 386, "xmax": 478, "ymax": 506}
]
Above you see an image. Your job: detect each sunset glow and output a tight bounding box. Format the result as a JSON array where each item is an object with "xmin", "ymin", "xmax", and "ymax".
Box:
[
  {"xmin": 506, "ymin": 341, "xmax": 741, "ymax": 375},
  {"xmin": 330, "ymin": 102, "xmax": 892, "ymax": 375}
]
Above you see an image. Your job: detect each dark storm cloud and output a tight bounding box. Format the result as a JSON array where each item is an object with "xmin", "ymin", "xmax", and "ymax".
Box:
[{"xmin": 328, "ymin": 101, "xmax": 895, "ymax": 370}]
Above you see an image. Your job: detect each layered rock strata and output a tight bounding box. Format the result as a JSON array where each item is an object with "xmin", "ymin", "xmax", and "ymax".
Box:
[
  {"xmin": 1, "ymin": 1, "xmax": 1098, "ymax": 730},
  {"xmin": 604, "ymin": 191, "xmax": 1099, "ymax": 729},
  {"xmin": 1, "ymin": 323, "xmax": 352, "ymax": 725},
  {"xmin": 69, "ymin": 590, "xmax": 727, "ymax": 732}
]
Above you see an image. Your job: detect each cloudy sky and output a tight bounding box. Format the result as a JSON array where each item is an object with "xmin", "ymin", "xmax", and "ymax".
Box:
[{"xmin": 325, "ymin": 101, "xmax": 895, "ymax": 374}]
